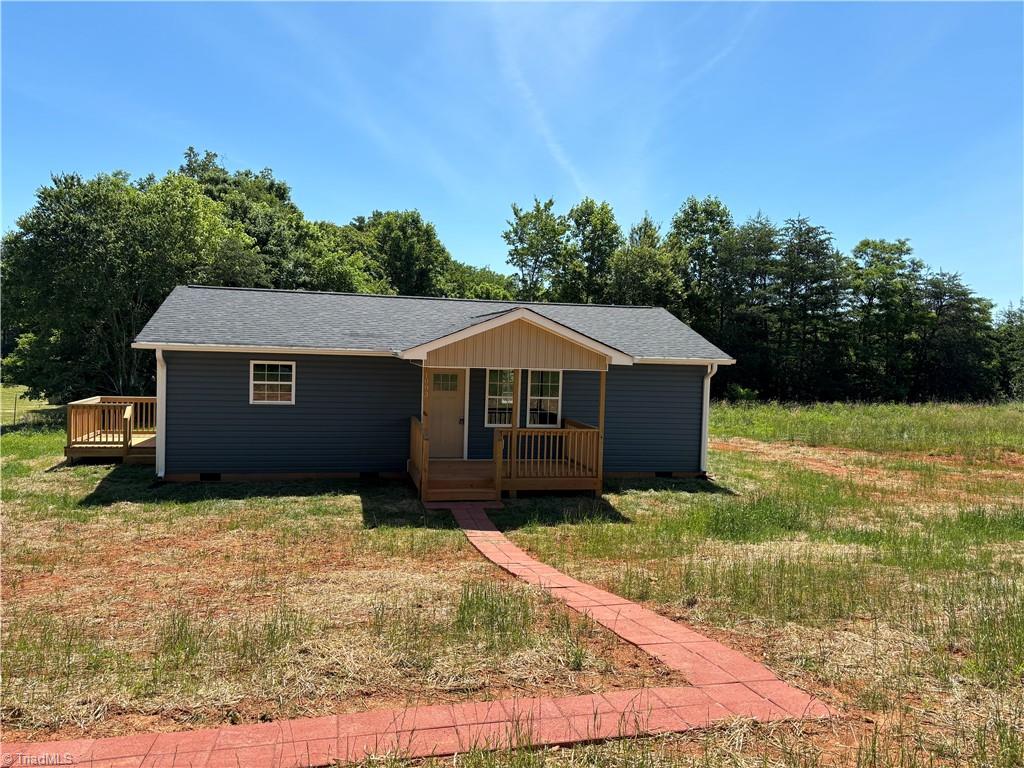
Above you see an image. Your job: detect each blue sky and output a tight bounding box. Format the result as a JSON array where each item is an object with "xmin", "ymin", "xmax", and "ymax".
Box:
[{"xmin": 3, "ymin": 2, "xmax": 1022, "ymax": 308}]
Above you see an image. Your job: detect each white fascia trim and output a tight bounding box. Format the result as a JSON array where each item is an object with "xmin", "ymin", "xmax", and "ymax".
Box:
[
  {"xmin": 132, "ymin": 342, "xmax": 396, "ymax": 357},
  {"xmin": 397, "ymin": 307, "xmax": 634, "ymax": 366},
  {"xmin": 635, "ymin": 357, "xmax": 736, "ymax": 366}
]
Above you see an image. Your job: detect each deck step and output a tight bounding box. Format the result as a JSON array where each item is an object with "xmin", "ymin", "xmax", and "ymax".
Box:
[{"xmin": 423, "ymin": 487, "xmax": 500, "ymax": 502}]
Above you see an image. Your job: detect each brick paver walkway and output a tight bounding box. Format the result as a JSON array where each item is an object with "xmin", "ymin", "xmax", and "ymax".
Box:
[{"xmin": 2, "ymin": 503, "xmax": 835, "ymax": 768}]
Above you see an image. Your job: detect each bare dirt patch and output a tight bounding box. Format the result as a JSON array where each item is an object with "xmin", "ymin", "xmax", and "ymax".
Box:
[{"xmin": 712, "ymin": 437, "xmax": 1024, "ymax": 508}]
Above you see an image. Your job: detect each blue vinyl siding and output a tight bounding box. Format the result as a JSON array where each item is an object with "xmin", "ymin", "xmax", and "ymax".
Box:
[
  {"xmin": 164, "ymin": 352, "xmax": 421, "ymax": 474},
  {"xmin": 466, "ymin": 366, "xmax": 702, "ymax": 471},
  {"xmin": 604, "ymin": 364, "xmax": 704, "ymax": 472},
  {"xmin": 467, "ymin": 368, "xmax": 492, "ymax": 460}
]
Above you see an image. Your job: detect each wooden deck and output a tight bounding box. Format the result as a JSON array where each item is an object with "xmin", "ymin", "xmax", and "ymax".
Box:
[{"xmin": 64, "ymin": 396, "xmax": 157, "ymax": 464}]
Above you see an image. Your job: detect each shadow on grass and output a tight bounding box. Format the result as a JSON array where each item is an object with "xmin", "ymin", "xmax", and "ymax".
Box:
[
  {"xmin": 1, "ymin": 408, "xmax": 66, "ymax": 432},
  {"xmin": 75, "ymin": 463, "xmax": 457, "ymax": 528},
  {"xmin": 606, "ymin": 476, "xmax": 737, "ymax": 496},
  {"xmin": 75, "ymin": 465, "xmax": 734, "ymax": 532},
  {"xmin": 488, "ymin": 476, "xmax": 736, "ymax": 531}
]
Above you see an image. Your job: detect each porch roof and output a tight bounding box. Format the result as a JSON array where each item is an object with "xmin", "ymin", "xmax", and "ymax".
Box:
[{"xmin": 133, "ymin": 285, "xmax": 735, "ymax": 365}]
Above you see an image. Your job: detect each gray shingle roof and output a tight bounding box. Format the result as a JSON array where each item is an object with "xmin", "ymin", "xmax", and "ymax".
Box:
[{"xmin": 134, "ymin": 286, "xmax": 734, "ymax": 362}]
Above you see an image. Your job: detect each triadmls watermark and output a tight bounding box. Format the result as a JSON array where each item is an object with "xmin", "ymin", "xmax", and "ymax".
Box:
[{"xmin": 1, "ymin": 754, "xmax": 75, "ymax": 767}]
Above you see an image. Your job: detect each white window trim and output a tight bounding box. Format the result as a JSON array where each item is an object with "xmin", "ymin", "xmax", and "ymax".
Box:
[
  {"xmin": 484, "ymin": 368, "xmax": 517, "ymax": 428},
  {"xmin": 250, "ymin": 360, "xmax": 296, "ymax": 405},
  {"xmin": 526, "ymin": 369, "xmax": 562, "ymax": 428}
]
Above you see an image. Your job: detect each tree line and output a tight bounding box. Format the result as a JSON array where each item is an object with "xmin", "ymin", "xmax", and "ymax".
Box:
[{"xmin": 2, "ymin": 148, "xmax": 1021, "ymax": 403}]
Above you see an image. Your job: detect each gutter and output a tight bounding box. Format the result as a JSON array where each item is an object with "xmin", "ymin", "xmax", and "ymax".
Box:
[{"xmin": 699, "ymin": 363, "xmax": 719, "ymax": 474}]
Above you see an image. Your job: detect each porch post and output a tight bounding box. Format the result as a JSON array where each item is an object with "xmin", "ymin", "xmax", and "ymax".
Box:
[
  {"xmin": 510, "ymin": 368, "xmax": 520, "ymax": 492},
  {"xmin": 420, "ymin": 365, "xmax": 431, "ymax": 499},
  {"xmin": 596, "ymin": 368, "xmax": 606, "ymax": 495}
]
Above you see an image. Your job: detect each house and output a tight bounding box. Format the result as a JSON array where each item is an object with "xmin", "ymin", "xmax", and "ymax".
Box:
[{"xmin": 66, "ymin": 285, "xmax": 734, "ymax": 500}]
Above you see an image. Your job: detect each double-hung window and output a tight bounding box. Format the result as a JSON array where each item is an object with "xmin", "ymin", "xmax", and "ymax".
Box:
[
  {"xmin": 250, "ymin": 361, "xmax": 295, "ymax": 404},
  {"xmin": 485, "ymin": 369, "xmax": 514, "ymax": 426},
  {"xmin": 527, "ymin": 370, "xmax": 561, "ymax": 427}
]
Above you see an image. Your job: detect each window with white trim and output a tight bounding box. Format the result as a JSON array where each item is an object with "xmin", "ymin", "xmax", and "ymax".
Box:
[
  {"xmin": 485, "ymin": 369, "xmax": 514, "ymax": 426},
  {"xmin": 527, "ymin": 370, "xmax": 561, "ymax": 427},
  {"xmin": 250, "ymin": 361, "xmax": 295, "ymax": 404}
]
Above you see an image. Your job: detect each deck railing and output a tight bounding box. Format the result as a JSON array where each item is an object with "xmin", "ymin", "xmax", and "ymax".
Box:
[
  {"xmin": 494, "ymin": 420, "xmax": 600, "ymax": 482},
  {"xmin": 66, "ymin": 396, "xmax": 157, "ymax": 451},
  {"xmin": 409, "ymin": 416, "xmax": 429, "ymax": 494}
]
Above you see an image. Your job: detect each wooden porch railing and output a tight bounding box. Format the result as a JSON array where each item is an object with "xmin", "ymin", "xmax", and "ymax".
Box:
[
  {"xmin": 409, "ymin": 416, "xmax": 429, "ymax": 495},
  {"xmin": 66, "ymin": 396, "xmax": 157, "ymax": 453},
  {"xmin": 493, "ymin": 420, "xmax": 600, "ymax": 483}
]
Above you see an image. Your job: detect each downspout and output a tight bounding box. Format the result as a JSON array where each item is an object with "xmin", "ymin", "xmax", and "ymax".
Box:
[
  {"xmin": 156, "ymin": 349, "xmax": 166, "ymax": 479},
  {"xmin": 699, "ymin": 363, "xmax": 719, "ymax": 475}
]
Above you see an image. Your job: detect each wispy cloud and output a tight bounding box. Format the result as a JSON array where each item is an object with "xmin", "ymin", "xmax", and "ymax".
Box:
[
  {"xmin": 489, "ymin": 6, "xmax": 597, "ymax": 197},
  {"xmin": 259, "ymin": 4, "xmax": 469, "ymax": 200}
]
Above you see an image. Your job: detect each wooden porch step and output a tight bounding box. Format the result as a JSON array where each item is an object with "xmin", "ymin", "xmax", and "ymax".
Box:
[{"xmin": 423, "ymin": 487, "xmax": 500, "ymax": 502}]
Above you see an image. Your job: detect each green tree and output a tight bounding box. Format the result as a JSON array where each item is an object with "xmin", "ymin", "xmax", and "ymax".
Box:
[
  {"xmin": 910, "ymin": 272, "xmax": 997, "ymax": 401},
  {"xmin": 550, "ymin": 198, "xmax": 622, "ymax": 303},
  {"xmin": 606, "ymin": 215, "xmax": 683, "ymax": 308},
  {"xmin": 179, "ymin": 147, "xmax": 304, "ymax": 287},
  {"xmin": 994, "ymin": 304, "xmax": 1024, "ymax": 399},
  {"xmin": 714, "ymin": 214, "xmax": 780, "ymax": 397},
  {"xmin": 503, "ymin": 198, "xmax": 567, "ymax": 301},
  {"xmin": 665, "ymin": 195, "xmax": 734, "ymax": 333},
  {"xmin": 356, "ymin": 210, "xmax": 454, "ymax": 297},
  {"xmin": 298, "ymin": 220, "xmax": 393, "ymax": 294},
  {"xmin": 440, "ymin": 261, "xmax": 517, "ymax": 300},
  {"xmin": 2, "ymin": 172, "xmax": 257, "ymax": 400},
  {"xmin": 849, "ymin": 239, "xmax": 927, "ymax": 400},
  {"xmin": 770, "ymin": 217, "xmax": 853, "ymax": 400}
]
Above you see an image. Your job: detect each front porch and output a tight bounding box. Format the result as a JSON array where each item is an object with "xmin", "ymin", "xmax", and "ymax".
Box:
[{"xmin": 409, "ymin": 365, "xmax": 607, "ymax": 502}]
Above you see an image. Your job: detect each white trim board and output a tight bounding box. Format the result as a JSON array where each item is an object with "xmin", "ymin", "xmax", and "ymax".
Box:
[{"xmin": 133, "ymin": 342, "xmax": 395, "ymax": 357}]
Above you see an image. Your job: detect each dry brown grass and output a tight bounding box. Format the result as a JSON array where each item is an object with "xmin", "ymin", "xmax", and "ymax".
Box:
[{"xmin": 1, "ymin": 449, "xmax": 682, "ymax": 743}]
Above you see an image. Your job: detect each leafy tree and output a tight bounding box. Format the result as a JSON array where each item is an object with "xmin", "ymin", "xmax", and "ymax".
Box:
[
  {"xmin": 551, "ymin": 198, "xmax": 622, "ymax": 304},
  {"xmin": 994, "ymin": 304, "xmax": 1024, "ymax": 399},
  {"xmin": 714, "ymin": 214, "xmax": 780, "ymax": 397},
  {"xmin": 441, "ymin": 262, "xmax": 517, "ymax": 301},
  {"xmin": 2, "ymin": 172, "xmax": 257, "ymax": 400},
  {"xmin": 298, "ymin": 221, "xmax": 392, "ymax": 294},
  {"xmin": 849, "ymin": 239, "xmax": 926, "ymax": 400},
  {"xmin": 356, "ymin": 210, "xmax": 454, "ymax": 297},
  {"xmin": 770, "ymin": 217, "xmax": 853, "ymax": 400},
  {"xmin": 665, "ymin": 195, "xmax": 734, "ymax": 334},
  {"xmin": 503, "ymin": 198, "xmax": 567, "ymax": 301},
  {"xmin": 606, "ymin": 215, "xmax": 683, "ymax": 308},
  {"xmin": 909, "ymin": 272, "xmax": 997, "ymax": 401},
  {"xmin": 179, "ymin": 147, "xmax": 303, "ymax": 287}
]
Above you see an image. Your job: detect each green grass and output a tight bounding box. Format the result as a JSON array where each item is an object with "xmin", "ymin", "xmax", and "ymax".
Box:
[
  {"xmin": 711, "ymin": 401, "xmax": 1024, "ymax": 459},
  {"xmin": 3, "ymin": 403, "xmax": 1023, "ymax": 766},
  {"xmin": 0, "ymin": 383, "xmax": 62, "ymax": 427}
]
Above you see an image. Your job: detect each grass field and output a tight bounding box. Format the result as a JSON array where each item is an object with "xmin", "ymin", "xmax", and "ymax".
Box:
[
  {"xmin": 0, "ymin": 384, "xmax": 60, "ymax": 427},
  {"xmin": 2, "ymin": 401, "xmax": 1022, "ymax": 766}
]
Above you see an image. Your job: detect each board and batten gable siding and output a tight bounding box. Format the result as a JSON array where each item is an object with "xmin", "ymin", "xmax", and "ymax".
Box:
[
  {"xmin": 164, "ymin": 351, "xmax": 421, "ymax": 475},
  {"xmin": 465, "ymin": 366, "xmax": 702, "ymax": 472},
  {"xmin": 604, "ymin": 364, "xmax": 704, "ymax": 473},
  {"xmin": 424, "ymin": 319, "xmax": 609, "ymax": 370}
]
